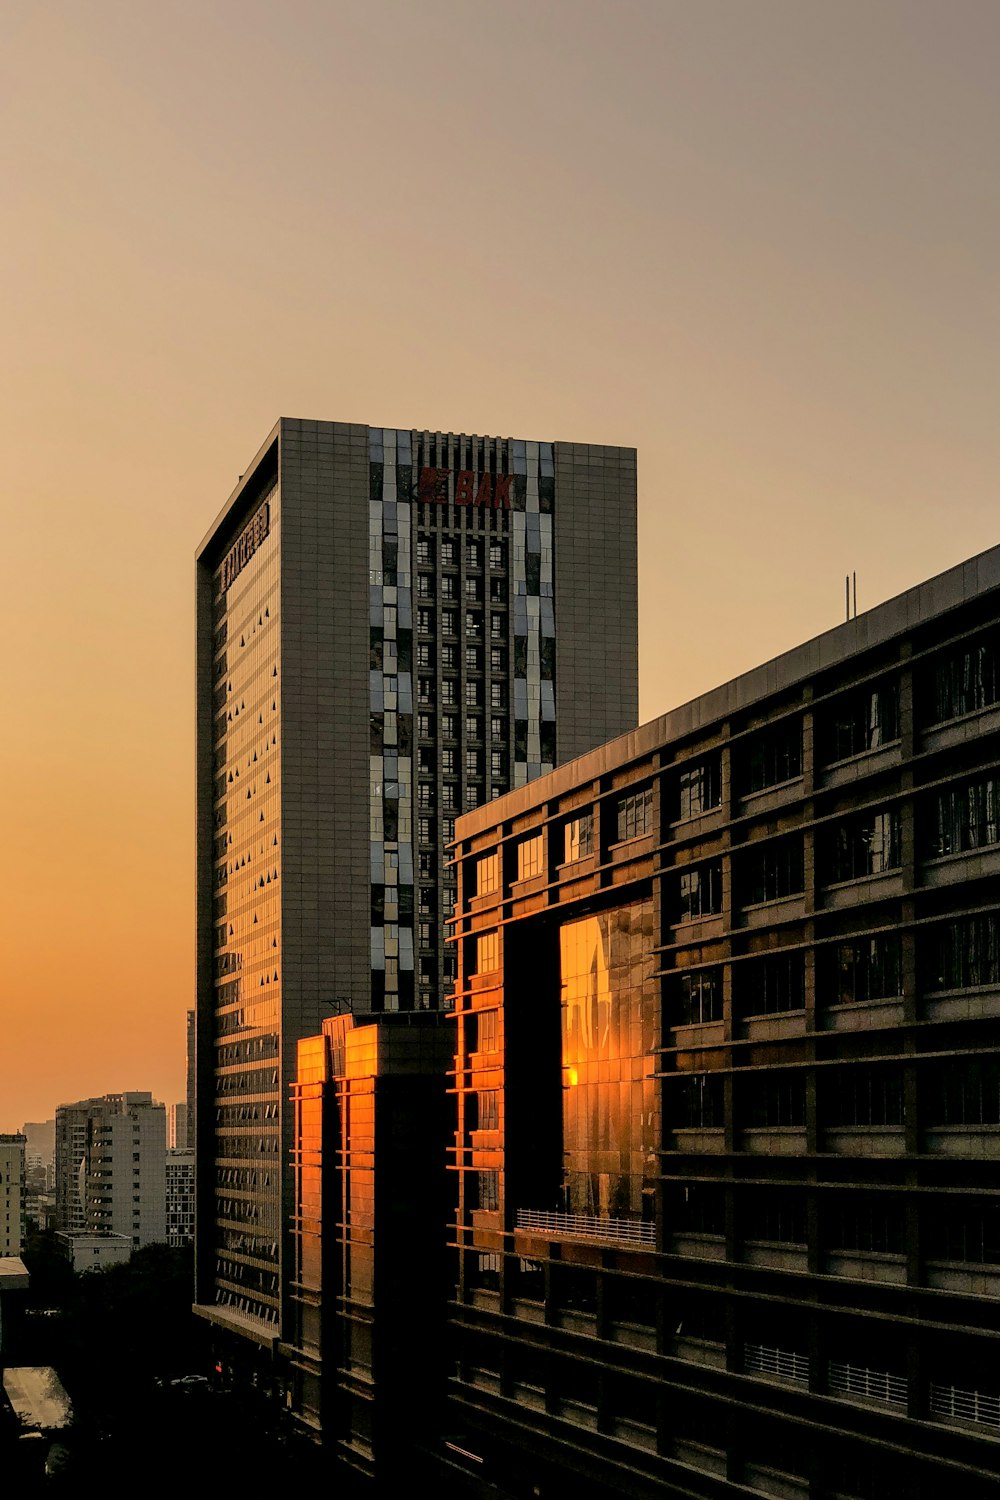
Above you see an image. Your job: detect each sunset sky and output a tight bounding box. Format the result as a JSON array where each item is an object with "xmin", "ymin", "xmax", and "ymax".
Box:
[{"xmin": 3, "ymin": 0, "xmax": 1000, "ymax": 1131}]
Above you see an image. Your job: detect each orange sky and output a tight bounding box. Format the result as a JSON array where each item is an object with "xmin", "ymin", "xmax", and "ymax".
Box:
[{"xmin": 3, "ymin": 0, "xmax": 1000, "ymax": 1131}]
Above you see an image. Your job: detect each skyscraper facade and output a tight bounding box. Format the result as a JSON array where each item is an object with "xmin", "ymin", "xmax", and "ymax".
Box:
[
  {"xmin": 194, "ymin": 419, "xmax": 638, "ymax": 1344},
  {"xmin": 0, "ymin": 1136, "xmax": 26, "ymax": 1257}
]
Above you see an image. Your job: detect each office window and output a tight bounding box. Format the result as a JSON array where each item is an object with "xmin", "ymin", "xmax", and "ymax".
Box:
[
  {"xmin": 466, "ymin": 611, "xmax": 482, "ymax": 637},
  {"xmin": 465, "ymin": 714, "xmax": 480, "ymax": 741},
  {"xmin": 672, "ymin": 968, "xmax": 722, "ymax": 1026},
  {"xmin": 743, "ymin": 837, "xmax": 804, "ymax": 905},
  {"xmin": 925, "ymin": 1202, "xmax": 1000, "ymax": 1265},
  {"xmin": 489, "ymin": 541, "xmax": 505, "ymax": 570},
  {"xmin": 417, "ymin": 573, "xmax": 433, "ymax": 598},
  {"xmin": 475, "ymin": 1090, "xmax": 499, "ymax": 1129},
  {"xmin": 417, "ymin": 712, "xmax": 433, "ymax": 738},
  {"xmin": 469, "ymin": 1008, "xmax": 498, "ymax": 1054},
  {"xmin": 416, "ymin": 643, "xmax": 432, "ymax": 669},
  {"xmin": 827, "ymin": 810, "xmax": 901, "ymax": 882},
  {"xmin": 440, "ymin": 574, "xmax": 457, "ymax": 601},
  {"xmin": 821, "ymin": 1065, "xmax": 903, "ymax": 1127},
  {"xmin": 564, "ymin": 814, "xmax": 593, "ymax": 863},
  {"xmin": 465, "ymin": 539, "xmax": 481, "ymax": 568},
  {"xmin": 441, "ymin": 643, "xmax": 458, "ymax": 670},
  {"xmin": 742, "ymin": 721, "xmax": 802, "ymax": 794},
  {"xmin": 927, "ymin": 913, "xmax": 1000, "ymax": 991},
  {"xmin": 441, "ymin": 539, "xmax": 456, "ymax": 566},
  {"xmin": 477, "ymin": 1170, "xmax": 499, "ymax": 1211},
  {"xmin": 474, "ymin": 931, "xmax": 499, "ymax": 974},
  {"xmin": 742, "ymin": 1073, "xmax": 805, "ymax": 1128},
  {"xmin": 490, "ymin": 646, "xmax": 505, "ymax": 673},
  {"xmin": 616, "ymin": 787, "xmax": 654, "ymax": 842},
  {"xmin": 418, "ymin": 816, "xmax": 435, "ymax": 844},
  {"xmin": 466, "ymin": 646, "xmax": 481, "ymax": 672},
  {"xmin": 665, "ymin": 1182, "xmax": 725, "ymax": 1236},
  {"xmin": 465, "ymin": 680, "xmax": 480, "ymax": 708},
  {"xmin": 416, "ymin": 538, "xmax": 432, "ymax": 565},
  {"xmin": 923, "ymin": 1058, "xmax": 1000, "ymax": 1126},
  {"xmin": 677, "ymin": 861, "xmax": 723, "ymax": 922},
  {"xmin": 517, "ymin": 834, "xmax": 544, "ymax": 881},
  {"xmin": 490, "ymin": 613, "xmax": 504, "ymax": 639},
  {"xmin": 825, "ymin": 1196, "xmax": 904, "ymax": 1255},
  {"xmin": 417, "ymin": 607, "xmax": 434, "ymax": 634},
  {"xmin": 417, "ymin": 677, "xmax": 434, "ymax": 705},
  {"xmin": 831, "ymin": 935, "xmax": 903, "ymax": 1005},
  {"xmin": 466, "ymin": 749, "xmax": 482, "ymax": 778},
  {"xmin": 925, "ymin": 776, "xmax": 1000, "ymax": 857},
  {"xmin": 678, "ymin": 760, "xmax": 721, "ymax": 820},
  {"xmin": 465, "ymin": 576, "xmax": 481, "ymax": 601},
  {"xmin": 441, "ymin": 749, "xmax": 455, "ymax": 775},
  {"xmin": 441, "ymin": 609, "xmax": 457, "ymax": 635},
  {"xmin": 441, "ymin": 679, "xmax": 457, "ymax": 706},
  {"xmin": 822, "ymin": 680, "xmax": 900, "ymax": 762},
  {"xmin": 441, "ymin": 784, "xmax": 457, "ymax": 811},
  {"xmin": 736, "ymin": 951, "xmax": 805, "ymax": 1016},
  {"xmin": 670, "ymin": 1074, "xmax": 724, "ymax": 1130},
  {"xmin": 490, "ymin": 681, "xmax": 505, "ymax": 709},
  {"xmin": 490, "ymin": 748, "xmax": 504, "ymax": 778},
  {"xmin": 922, "ymin": 634, "xmax": 1000, "ymax": 725},
  {"xmin": 742, "ymin": 1191, "xmax": 806, "ymax": 1245},
  {"xmin": 441, "ymin": 714, "xmax": 458, "ymax": 740}
]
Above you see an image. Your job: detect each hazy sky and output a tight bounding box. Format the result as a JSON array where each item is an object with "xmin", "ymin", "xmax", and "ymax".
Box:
[{"xmin": 3, "ymin": 0, "xmax": 999, "ymax": 1130}]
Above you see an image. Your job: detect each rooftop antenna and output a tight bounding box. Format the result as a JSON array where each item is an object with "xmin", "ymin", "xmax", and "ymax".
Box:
[
  {"xmin": 845, "ymin": 572, "xmax": 858, "ymax": 622},
  {"xmin": 845, "ymin": 575, "xmax": 850, "ymax": 623},
  {"xmin": 853, "ymin": 571, "xmax": 857, "ymax": 619}
]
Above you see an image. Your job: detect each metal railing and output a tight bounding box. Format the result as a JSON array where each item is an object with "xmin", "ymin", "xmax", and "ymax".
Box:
[
  {"xmin": 829, "ymin": 1361, "xmax": 907, "ymax": 1406},
  {"xmin": 744, "ymin": 1343, "xmax": 809, "ymax": 1385},
  {"xmin": 515, "ymin": 1209, "xmax": 655, "ymax": 1246},
  {"xmin": 930, "ymin": 1383, "xmax": 1000, "ymax": 1429}
]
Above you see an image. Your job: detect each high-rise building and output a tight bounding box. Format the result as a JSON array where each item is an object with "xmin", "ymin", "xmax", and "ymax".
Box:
[
  {"xmin": 0, "ymin": 1136, "xmax": 26, "ymax": 1257},
  {"xmin": 54, "ymin": 1093, "xmax": 166, "ymax": 1252},
  {"xmin": 194, "ymin": 419, "xmax": 638, "ymax": 1349},
  {"xmin": 167, "ymin": 1103, "xmax": 189, "ymax": 1150},
  {"xmin": 165, "ymin": 1148, "xmax": 195, "ymax": 1247},
  {"xmin": 445, "ymin": 541, "xmax": 1000, "ymax": 1497}
]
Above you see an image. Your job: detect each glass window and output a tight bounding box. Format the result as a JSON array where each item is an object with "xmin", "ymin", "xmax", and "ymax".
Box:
[
  {"xmin": 678, "ymin": 760, "xmax": 721, "ymax": 820},
  {"xmin": 736, "ymin": 952, "xmax": 805, "ymax": 1016},
  {"xmin": 830, "ymin": 935, "xmax": 902, "ymax": 1005},
  {"xmin": 742, "ymin": 721, "xmax": 802, "ymax": 794},
  {"xmin": 925, "ymin": 776, "xmax": 1000, "ymax": 857},
  {"xmin": 474, "ymin": 931, "xmax": 499, "ymax": 974},
  {"xmin": 616, "ymin": 787, "xmax": 654, "ymax": 841},
  {"xmin": 671, "ymin": 968, "xmax": 722, "ymax": 1025},
  {"xmin": 921, "ymin": 635, "xmax": 1000, "ymax": 725},
  {"xmin": 564, "ymin": 814, "xmax": 593, "ymax": 863},
  {"xmin": 476, "ymin": 852, "xmax": 499, "ymax": 896},
  {"xmin": 743, "ymin": 838, "xmax": 804, "ymax": 905},
  {"xmin": 821, "ymin": 1065, "xmax": 903, "ymax": 1127},
  {"xmin": 517, "ymin": 834, "xmax": 544, "ymax": 880},
  {"xmin": 827, "ymin": 810, "xmax": 901, "ymax": 882},
  {"xmin": 677, "ymin": 862, "xmax": 722, "ymax": 921},
  {"xmin": 925, "ymin": 913, "xmax": 1000, "ymax": 991},
  {"xmin": 822, "ymin": 681, "xmax": 900, "ymax": 762}
]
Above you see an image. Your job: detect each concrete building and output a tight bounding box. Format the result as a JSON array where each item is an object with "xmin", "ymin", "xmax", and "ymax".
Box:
[
  {"xmin": 54, "ymin": 1094, "xmax": 166, "ymax": 1251},
  {"xmin": 54, "ymin": 1232, "xmax": 132, "ymax": 1274},
  {"xmin": 165, "ymin": 1148, "xmax": 195, "ymax": 1247},
  {"xmin": 194, "ymin": 420, "xmax": 638, "ymax": 1351},
  {"xmin": 167, "ymin": 1104, "xmax": 189, "ymax": 1151},
  {"xmin": 0, "ymin": 1137, "xmax": 26, "ymax": 1257},
  {"xmin": 445, "ymin": 542, "xmax": 1000, "ymax": 1498}
]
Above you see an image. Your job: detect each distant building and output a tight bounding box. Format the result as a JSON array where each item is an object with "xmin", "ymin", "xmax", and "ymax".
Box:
[
  {"xmin": 445, "ymin": 540, "xmax": 1000, "ymax": 1497},
  {"xmin": 167, "ymin": 1103, "xmax": 189, "ymax": 1151},
  {"xmin": 20, "ymin": 1121, "xmax": 54, "ymax": 1187},
  {"xmin": 165, "ymin": 1148, "xmax": 194, "ymax": 1247},
  {"xmin": 55, "ymin": 1094, "xmax": 166, "ymax": 1251},
  {"xmin": 0, "ymin": 1136, "xmax": 26, "ymax": 1257},
  {"xmin": 54, "ymin": 1232, "xmax": 131, "ymax": 1274}
]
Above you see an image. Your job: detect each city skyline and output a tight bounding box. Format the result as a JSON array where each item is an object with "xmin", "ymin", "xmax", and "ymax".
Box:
[{"xmin": 6, "ymin": 0, "xmax": 1000, "ymax": 1129}]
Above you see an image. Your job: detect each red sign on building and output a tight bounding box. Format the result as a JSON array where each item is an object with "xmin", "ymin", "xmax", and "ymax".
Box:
[{"xmin": 417, "ymin": 468, "xmax": 512, "ymax": 509}]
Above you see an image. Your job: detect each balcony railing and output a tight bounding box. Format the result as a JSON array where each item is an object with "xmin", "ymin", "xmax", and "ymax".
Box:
[
  {"xmin": 514, "ymin": 1209, "xmax": 655, "ymax": 1246},
  {"xmin": 930, "ymin": 1383, "xmax": 1000, "ymax": 1429},
  {"xmin": 829, "ymin": 1361, "xmax": 907, "ymax": 1407},
  {"xmin": 744, "ymin": 1343, "xmax": 809, "ymax": 1385}
]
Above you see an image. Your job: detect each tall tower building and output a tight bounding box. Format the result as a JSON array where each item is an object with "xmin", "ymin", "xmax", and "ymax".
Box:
[
  {"xmin": 54, "ymin": 1093, "xmax": 166, "ymax": 1251},
  {"xmin": 0, "ymin": 1136, "xmax": 26, "ymax": 1257},
  {"xmin": 194, "ymin": 419, "xmax": 638, "ymax": 1345}
]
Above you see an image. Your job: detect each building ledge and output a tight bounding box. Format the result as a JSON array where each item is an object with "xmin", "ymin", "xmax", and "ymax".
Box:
[{"xmin": 192, "ymin": 1301, "xmax": 279, "ymax": 1351}]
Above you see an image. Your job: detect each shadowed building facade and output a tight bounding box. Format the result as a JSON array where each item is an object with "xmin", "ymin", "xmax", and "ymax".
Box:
[
  {"xmin": 194, "ymin": 419, "xmax": 638, "ymax": 1353},
  {"xmin": 445, "ymin": 543, "xmax": 1000, "ymax": 1498}
]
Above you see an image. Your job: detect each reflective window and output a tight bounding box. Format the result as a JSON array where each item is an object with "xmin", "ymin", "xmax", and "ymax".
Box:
[
  {"xmin": 517, "ymin": 834, "xmax": 544, "ymax": 880},
  {"xmin": 564, "ymin": 814, "xmax": 593, "ymax": 863}
]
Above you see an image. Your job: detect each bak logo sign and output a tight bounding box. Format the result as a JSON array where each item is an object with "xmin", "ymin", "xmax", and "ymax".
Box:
[{"xmin": 417, "ymin": 468, "xmax": 512, "ymax": 509}]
